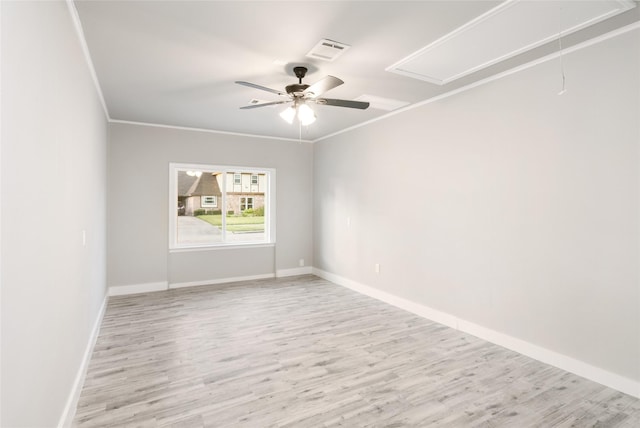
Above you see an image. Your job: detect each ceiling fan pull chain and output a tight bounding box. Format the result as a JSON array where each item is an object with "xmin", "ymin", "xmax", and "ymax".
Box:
[{"xmin": 558, "ymin": 32, "xmax": 567, "ymax": 96}]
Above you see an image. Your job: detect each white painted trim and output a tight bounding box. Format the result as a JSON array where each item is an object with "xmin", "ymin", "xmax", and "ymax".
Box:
[
  {"xmin": 312, "ymin": 268, "xmax": 640, "ymax": 399},
  {"xmin": 169, "ymin": 273, "xmax": 275, "ymax": 289},
  {"xmin": 108, "ymin": 281, "xmax": 168, "ymax": 296},
  {"xmin": 0, "ymin": 1, "xmax": 3, "ymax": 424},
  {"xmin": 65, "ymin": 0, "xmax": 109, "ymax": 119},
  {"xmin": 109, "ymin": 119, "xmax": 313, "ymax": 144},
  {"xmin": 276, "ymin": 266, "xmax": 313, "ymax": 277},
  {"xmin": 57, "ymin": 295, "xmax": 108, "ymax": 428},
  {"xmin": 169, "ymin": 243, "xmax": 275, "ymax": 253},
  {"xmin": 315, "ymin": 21, "xmax": 640, "ymax": 143}
]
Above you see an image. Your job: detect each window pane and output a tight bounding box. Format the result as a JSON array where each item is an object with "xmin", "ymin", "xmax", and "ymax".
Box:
[
  {"xmin": 171, "ymin": 164, "xmax": 271, "ymax": 248},
  {"xmin": 224, "ymin": 172, "xmax": 265, "ymax": 243},
  {"xmin": 201, "ymin": 195, "xmax": 217, "ymax": 207},
  {"xmin": 176, "ymin": 170, "xmax": 223, "ymax": 245}
]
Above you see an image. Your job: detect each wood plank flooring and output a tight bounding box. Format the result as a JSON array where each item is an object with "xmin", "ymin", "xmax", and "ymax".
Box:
[{"xmin": 73, "ymin": 275, "xmax": 640, "ymax": 427}]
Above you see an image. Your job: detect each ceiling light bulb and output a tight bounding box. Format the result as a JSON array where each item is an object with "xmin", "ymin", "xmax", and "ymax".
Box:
[
  {"xmin": 279, "ymin": 106, "xmax": 296, "ymax": 124},
  {"xmin": 297, "ymin": 103, "xmax": 316, "ymax": 126}
]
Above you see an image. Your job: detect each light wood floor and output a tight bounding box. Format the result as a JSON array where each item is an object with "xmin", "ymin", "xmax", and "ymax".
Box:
[{"xmin": 74, "ymin": 275, "xmax": 640, "ymax": 427}]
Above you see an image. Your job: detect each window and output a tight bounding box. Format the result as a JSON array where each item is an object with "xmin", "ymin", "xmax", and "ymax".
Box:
[
  {"xmin": 240, "ymin": 197, "xmax": 253, "ymax": 211},
  {"xmin": 251, "ymin": 174, "xmax": 258, "ymax": 185},
  {"xmin": 169, "ymin": 163, "xmax": 275, "ymax": 249},
  {"xmin": 201, "ymin": 196, "xmax": 217, "ymax": 208}
]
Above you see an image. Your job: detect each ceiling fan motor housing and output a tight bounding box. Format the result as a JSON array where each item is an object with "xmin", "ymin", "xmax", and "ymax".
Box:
[{"xmin": 286, "ymin": 83, "xmax": 310, "ymax": 95}]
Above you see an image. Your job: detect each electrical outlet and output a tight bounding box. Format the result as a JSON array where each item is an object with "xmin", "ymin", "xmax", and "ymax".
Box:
[
  {"xmin": 299, "ymin": 258, "xmax": 305, "ymax": 267},
  {"xmin": 375, "ymin": 263, "xmax": 380, "ymax": 274}
]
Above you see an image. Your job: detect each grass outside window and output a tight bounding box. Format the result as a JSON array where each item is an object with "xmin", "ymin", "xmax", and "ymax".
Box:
[{"xmin": 197, "ymin": 214, "xmax": 264, "ymax": 233}]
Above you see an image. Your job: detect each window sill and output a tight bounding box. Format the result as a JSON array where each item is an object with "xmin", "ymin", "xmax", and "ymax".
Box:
[{"xmin": 169, "ymin": 242, "xmax": 275, "ymax": 253}]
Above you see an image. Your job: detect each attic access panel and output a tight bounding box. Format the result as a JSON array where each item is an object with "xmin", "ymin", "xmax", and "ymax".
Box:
[{"xmin": 386, "ymin": 0, "xmax": 636, "ymax": 85}]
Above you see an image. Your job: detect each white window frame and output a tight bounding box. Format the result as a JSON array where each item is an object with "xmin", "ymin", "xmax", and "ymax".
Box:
[
  {"xmin": 201, "ymin": 195, "xmax": 217, "ymax": 208},
  {"xmin": 240, "ymin": 197, "xmax": 254, "ymax": 211},
  {"xmin": 169, "ymin": 163, "xmax": 276, "ymax": 250}
]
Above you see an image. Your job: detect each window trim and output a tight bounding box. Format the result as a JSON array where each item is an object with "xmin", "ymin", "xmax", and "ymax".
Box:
[
  {"xmin": 240, "ymin": 197, "xmax": 254, "ymax": 211},
  {"xmin": 169, "ymin": 163, "xmax": 276, "ymax": 250},
  {"xmin": 201, "ymin": 195, "xmax": 217, "ymax": 208}
]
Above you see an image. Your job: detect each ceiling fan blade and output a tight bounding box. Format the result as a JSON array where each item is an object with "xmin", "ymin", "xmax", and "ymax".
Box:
[
  {"xmin": 315, "ymin": 98, "xmax": 370, "ymax": 109},
  {"xmin": 240, "ymin": 100, "xmax": 290, "ymax": 109},
  {"xmin": 303, "ymin": 76, "xmax": 344, "ymax": 98},
  {"xmin": 235, "ymin": 81, "xmax": 286, "ymax": 96}
]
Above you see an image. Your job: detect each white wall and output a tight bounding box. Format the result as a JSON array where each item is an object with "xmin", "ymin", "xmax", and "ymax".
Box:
[
  {"xmin": 1, "ymin": 1, "xmax": 108, "ymax": 426},
  {"xmin": 314, "ymin": 29, "xmax": 640, "ymax": 388},
  {"xmin": 108, "ymin": 123, "xmax": 313, "ymax": 290}
]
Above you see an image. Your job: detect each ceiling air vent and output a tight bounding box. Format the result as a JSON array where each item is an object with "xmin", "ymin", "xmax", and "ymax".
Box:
[{"xmin": 306, "ymin": 39, "xmax": 350, "ymax": 62}]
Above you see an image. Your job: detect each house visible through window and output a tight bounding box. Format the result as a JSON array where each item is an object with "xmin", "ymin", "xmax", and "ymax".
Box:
[{"xmin": 170, "ymin": 163, "xmax": 275, "ymax": 249}]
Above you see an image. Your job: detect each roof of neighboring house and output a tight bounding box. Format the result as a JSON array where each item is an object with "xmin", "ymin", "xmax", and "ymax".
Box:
[{"xmin": 177, "ymin": 171, "xmax": 222, "ymax": 197}]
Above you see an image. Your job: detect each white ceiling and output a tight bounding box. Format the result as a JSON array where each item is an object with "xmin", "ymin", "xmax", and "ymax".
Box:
[{"xmin": 73, "ymin": 1, "xmax": 639, "ymax": 141}]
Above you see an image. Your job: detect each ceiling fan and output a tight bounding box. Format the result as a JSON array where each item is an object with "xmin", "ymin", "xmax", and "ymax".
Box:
[{"xmin": 236, "ymin": 66, "xmax": 369, "ymax": 126}]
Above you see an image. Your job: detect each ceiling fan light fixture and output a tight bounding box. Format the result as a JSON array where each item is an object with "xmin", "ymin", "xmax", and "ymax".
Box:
[
  {"xmin": 279, "ymin": 106, "xmax": 296, "ymax": 124},
  {"xmin": 239, "ymin": 66, "xmax": 364, "ymax": 127},
  {"xmin": 297, "ymin": 103, "xmax": 316, "ymax": 126}
]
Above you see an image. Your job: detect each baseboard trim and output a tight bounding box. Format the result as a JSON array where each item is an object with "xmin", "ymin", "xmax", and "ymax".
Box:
[
  {"xmin": 108, "ymin": 281, "xmax": 169, "ymax": 296},
  {"xmin": 276, "ymin": 266, "xmax": 313, "ymax": 277},
  {"xmin": 57, "ymin": 294, "xmax": 108, "ymax": 428},
  {"xmin": 312, "ymin": 267, "xmax": 640, "ymax": 399},
  {"xmin": 169, "ymin": 273, "xmax": 275, "ymax": 289}
]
